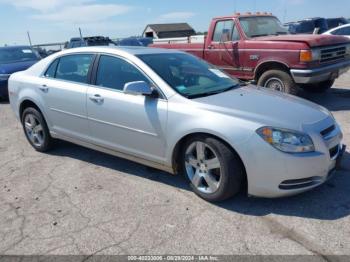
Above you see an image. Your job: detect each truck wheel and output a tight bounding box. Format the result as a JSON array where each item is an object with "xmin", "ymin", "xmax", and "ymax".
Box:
[
  {"xmin": 302, "ymin": 80, "xmax": 335, "ymax": 93},
  {"xmin": 180, "ymin": 135, "xmax": 244, "ymax": 202},
  {"xmin": 257, "ymin": 70, "xmax": 299, "ymax": 95}
]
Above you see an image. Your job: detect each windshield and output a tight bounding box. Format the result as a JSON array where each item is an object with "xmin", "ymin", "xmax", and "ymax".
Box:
[
  {"xmin": 0, "ymin": 47, "xmax": 39, "ymax": 64},
  {"xmin": 240, "ymin": 16, "xmax": 288, "ymax": 38},
  {"xmin": 137, "ymin": 53, "xmax": 240, "ymax": 98}
]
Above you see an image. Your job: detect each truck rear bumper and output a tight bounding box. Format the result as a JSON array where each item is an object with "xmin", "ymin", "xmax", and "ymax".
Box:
[{"xmin": 290, "ymin": 60, "xmax": 350, "ymax": 84}]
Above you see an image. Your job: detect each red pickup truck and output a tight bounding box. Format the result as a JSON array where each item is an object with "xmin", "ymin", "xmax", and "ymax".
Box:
[{"xmin": 152, "ymin": 13, "xmax": 350, "ymax": 95}]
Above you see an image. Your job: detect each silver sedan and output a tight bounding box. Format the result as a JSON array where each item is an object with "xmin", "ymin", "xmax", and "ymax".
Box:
[{"xmin": 8, "ymin": 46, "xmax": 345, "ymax": 202}]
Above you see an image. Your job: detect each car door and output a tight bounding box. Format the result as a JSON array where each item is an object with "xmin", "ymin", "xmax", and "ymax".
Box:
[
  {"xmin": 204, "ymin": 19, "xmax": 242, "ymax": 76},
  {"xmin": 41, "ymin": 53, "xmax": 95, "ymax": 140},
  {"xmin": 86, "ymin": 54, "xmax": 168, "ymax": 162}
]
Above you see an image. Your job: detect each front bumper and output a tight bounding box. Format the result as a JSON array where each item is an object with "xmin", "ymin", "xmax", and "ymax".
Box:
[
  {"xmin": 241, "ymin": 116, "xmax": 344, "ymax": 198},
  {"xmin": 290, "ymin": 60, "xmax": 350, "ymax": 84}
]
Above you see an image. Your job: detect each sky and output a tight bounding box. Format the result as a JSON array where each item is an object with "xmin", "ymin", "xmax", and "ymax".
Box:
[{"xmin": 0, "ymin": 0, "xmax": 349, "ymax": 46}]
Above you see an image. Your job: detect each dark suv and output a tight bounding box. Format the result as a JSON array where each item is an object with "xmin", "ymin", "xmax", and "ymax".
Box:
[
  {"xmin": 66, "ymin": 36, "xmax": 115, "ymax": 49},
  {"xmin": 0, "ymin": 46, "xmax": 40, "ymax": 100},
  {"xmin": 326, "ymin": 17, "xmax": 349, "ymax": 29},
  {"xmin": 285, "ymin": 17, "xmax": 328, "ymax": 34}
]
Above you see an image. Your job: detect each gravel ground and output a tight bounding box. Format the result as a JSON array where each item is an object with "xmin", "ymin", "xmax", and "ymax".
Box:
[{"xmin": 0, "ymin": 73, "xmax": 349, "ymax": 257}]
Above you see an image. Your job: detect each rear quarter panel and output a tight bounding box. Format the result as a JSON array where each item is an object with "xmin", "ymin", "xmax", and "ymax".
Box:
[{"xmin": 9, "ymin": 71, "xmax": 52, "ymax": 128}]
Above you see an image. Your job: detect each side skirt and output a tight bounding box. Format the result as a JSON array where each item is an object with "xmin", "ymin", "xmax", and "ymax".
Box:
[{"xmin": 50, "ymin": 131, "xmax": 175, "ymax": 174}]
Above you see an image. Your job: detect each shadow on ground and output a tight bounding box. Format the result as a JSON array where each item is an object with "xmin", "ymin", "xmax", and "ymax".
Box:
[
  {"xmin": 49, "ymin": 140, "xmax": 350, "ymax": 221},
  {"xmin": 300, "ymin": 87, "xmax": 350, "ymax": 111}
]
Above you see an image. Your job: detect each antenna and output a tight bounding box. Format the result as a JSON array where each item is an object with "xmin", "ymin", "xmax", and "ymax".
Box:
[
  {"xmin": 79, "ymin": 27, "xmax": 83, "ymax": 40},
  {"xmin": 234, "ymin": 0, "xmax": 237, "ymax": 13},
  {"xmin": 27, "ymin": 31, "xmax": 32, "ymax": 46}
]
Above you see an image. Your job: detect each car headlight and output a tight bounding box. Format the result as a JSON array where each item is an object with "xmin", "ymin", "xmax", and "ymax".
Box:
[
  {"xmin": 256, "ymin": 127, "xmax": 315, "ymax": 153},
  {"xmin": 0, "ymin": 74, "xmax": 10, "ymax": 81}
]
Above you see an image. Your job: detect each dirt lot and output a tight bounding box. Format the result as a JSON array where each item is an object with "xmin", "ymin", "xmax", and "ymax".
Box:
[{"xmin": 0, "ymin": 73, "xmax": 349, "ymax": 257}]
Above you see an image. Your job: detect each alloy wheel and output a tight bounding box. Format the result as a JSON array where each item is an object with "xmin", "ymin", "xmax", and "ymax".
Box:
[
  {"xmin": 24, "ymin": 114, "xmax": 45, "ymax": 147},
  {"xmin": 184, "ymin": 141, "xmax": 222, "ymax": 194}
]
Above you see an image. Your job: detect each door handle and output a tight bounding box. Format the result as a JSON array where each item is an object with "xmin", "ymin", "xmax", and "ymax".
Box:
[
  {"xmin": 39, "ymin": 84, "xmax": 49, "ymax": 92},
  {"xmin": 89, "ymin": 94, "xmax": 104, "ymax": 104}
]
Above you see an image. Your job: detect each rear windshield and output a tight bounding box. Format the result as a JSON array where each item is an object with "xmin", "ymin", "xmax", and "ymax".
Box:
[{"xmin": 0, "ymin": 47, "xmax": 39, "ymax": 64}]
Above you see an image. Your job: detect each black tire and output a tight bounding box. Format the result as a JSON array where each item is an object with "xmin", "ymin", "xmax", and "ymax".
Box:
[
  {"xmin": 21, "ymin": 107, "xmax": 53, "ymax": 152},
  {"xmin": 257, "ymin": 69, "xmax": 299, "ymax": 95},
  {"xmin": 301, "ymin": 80, "xmax": 335, "ymax": 93},
  {"xmin": 180, "ymin": 135, "xmax": 245, "ymax": 202}
]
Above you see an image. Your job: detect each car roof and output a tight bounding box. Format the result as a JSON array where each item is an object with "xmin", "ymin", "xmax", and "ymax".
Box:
[
  {"xmin": 60, "ymin": 46, "xmax": 183, "ymax": 56},
  {"xmin": 327, "ymin": 23, "xmax": 350, "ymax": 33}
]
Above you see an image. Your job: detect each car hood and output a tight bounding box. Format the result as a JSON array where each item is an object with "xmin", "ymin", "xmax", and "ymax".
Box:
[
  {"xmin": 0, "ymin": 60, "xmax": 38, "ymax": 74},
  {"xmin": 193, "ymin": 85, "xmax": 330, "ymax": 130},
  {"xmin": 253, "ymin": 34, "xmax": 350, "ymax": 47}
]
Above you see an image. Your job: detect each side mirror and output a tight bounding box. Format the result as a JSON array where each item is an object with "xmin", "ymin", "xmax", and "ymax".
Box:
[{"xmin": 123, "ymin": 81, "xmax": 156, "ymax": 97}]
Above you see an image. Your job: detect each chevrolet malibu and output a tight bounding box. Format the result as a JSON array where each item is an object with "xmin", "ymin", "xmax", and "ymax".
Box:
[{"xmin": 8, "ymin": 47, "xmax": 345, "ymax": 202}]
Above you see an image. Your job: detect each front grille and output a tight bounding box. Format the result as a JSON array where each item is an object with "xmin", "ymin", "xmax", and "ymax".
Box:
[
  {"xmin": 329, "ymin": 145, "xmax": 339, "ymax": 159},
  {"xmin": 320, "ymin": 125, "xmax": 335, "ymax": 138},
  {"xmin": 320, "ymin": 46, "xmax": 346, "ymax": 63}
]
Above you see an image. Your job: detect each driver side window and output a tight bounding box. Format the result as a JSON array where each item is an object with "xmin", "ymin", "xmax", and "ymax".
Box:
[
  {"xmin": 96, "ymin": 55, "xmax": 150, "ymax": 91},
  {"xmin": 212, "ymin": 20, "xmax": 239, "ymax": 42}
]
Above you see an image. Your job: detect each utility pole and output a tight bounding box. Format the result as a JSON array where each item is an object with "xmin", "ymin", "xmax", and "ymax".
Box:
[{"xmin": 27, "ymin": 31, "xmax": 32, "ymax": 46}]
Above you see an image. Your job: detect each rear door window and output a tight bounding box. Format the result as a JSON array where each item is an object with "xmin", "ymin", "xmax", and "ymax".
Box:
[
  {"xmin": 55, "ymin": 54, "xmax": 94, "ymax": 84},
  {"xmin": 44, "ymin": 59, "xmax": 59, "ymax": 78},
  {"xmin": 333, "ymin": 27, "xmax": 350, "ymax": 35}
]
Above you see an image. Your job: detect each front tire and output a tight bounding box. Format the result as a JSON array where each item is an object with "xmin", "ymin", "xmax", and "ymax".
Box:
[
  {"xmin": 21, "ymin": 107, "xmax": 53, "ymax": 152},
  {"xmin": 180, "ymin": 135, "xmax": 244, "ymax": 202},
  {"xmin": 257, "ymin": 69, "xmax": 299, "ymax": 95},
  {"xmin": 302, "ymin": 80, "xmax": 335, "ymax": 93}
]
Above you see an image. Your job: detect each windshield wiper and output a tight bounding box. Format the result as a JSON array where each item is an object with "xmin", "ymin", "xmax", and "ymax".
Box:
[
  {"xmin": 186, "ymin": 84, "xmax": 240, "ymax": 99},
  {"xmin": 251, "ymin": 32, "xmax": 288, "ymax": 37},
  {"xmin": 250, "ymin": 34, "xmax": 269, "ymax": 37}
]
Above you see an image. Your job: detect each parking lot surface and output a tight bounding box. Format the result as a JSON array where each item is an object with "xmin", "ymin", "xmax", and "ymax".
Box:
[{"xmin": 0, "ymin": 74, "xmax": 349, "ymax": 256}]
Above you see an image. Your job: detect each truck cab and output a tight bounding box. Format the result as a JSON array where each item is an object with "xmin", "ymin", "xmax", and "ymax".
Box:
[{"xmin": 152, "ymin": 13, "xmax": 350, "ymax": 95}]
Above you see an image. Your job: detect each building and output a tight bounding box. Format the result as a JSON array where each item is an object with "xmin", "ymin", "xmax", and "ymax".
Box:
[{"xmin": 142, "ymin": 23, "xmax": 196, "ymax": 39}]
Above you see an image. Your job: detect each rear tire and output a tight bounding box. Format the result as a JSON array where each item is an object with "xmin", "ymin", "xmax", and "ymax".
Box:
[
  {"xmin": 257, "ymin": 69, "xmax": 299, "ymax": 95},
  {"xmin": 21, "ymin": 107, "xmax": 53, "ymax": 152},
  {"xmin": 180, "ymin": 135, "xmax": 244, "ymax": 202},
  {"xmin": 302, "ymin": 80, "xmax": 335, "ymax": 93}
]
